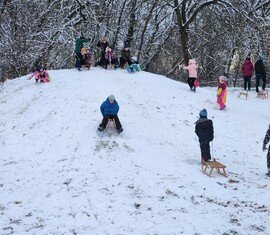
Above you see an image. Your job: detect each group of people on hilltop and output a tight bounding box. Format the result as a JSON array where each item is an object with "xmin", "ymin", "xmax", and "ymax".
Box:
[
  {"xmin": 26, "ymin": 39, "xmax": 269, "ymax": 176},
  {"xmin": 74, "ymin": 35, "xmax": 141, "ymax": 72},
  {"xmin": 241, "ymin": 55, "xmax": 267, "ymax": 92}
]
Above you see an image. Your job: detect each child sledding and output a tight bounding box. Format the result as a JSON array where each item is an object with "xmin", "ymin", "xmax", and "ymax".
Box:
[
  {"xmin": 127, "ymin": 57, "xmax": 141, "ymax": 73},
  {"xmin": 98, "ymin": 95, "xmax": 123, "ymax": 134},
  {"xmin": 28, "ymin": 66, "xmax": 50, "ymax": 83},
  {"xmin": 179, "ymin": 58, "xmax": 199, "ymax": 92}
]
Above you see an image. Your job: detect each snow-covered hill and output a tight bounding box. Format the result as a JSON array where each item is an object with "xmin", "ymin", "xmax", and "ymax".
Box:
[{"xmin": 0, "ymin": 68, "xmax": 270, "ymax": 234}]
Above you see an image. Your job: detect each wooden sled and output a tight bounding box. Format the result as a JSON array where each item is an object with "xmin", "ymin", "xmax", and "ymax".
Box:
[
  {"xmin": 105, "ymin": 118, "xmax": 116, "ymax": 131},
  {"xmin": 237, "ymin": 91, "xmax": 248, "ymax": 100},
  {"xmin": 106, "ymin": 62, "xmax": 117, "ymax": 70},
  {"xmin": 201, "ymin": 159, "xmax": 227, "ymax": 177},
  {"xmin": 256, "ymin": 90, "xmax": 268, "ymax": 99}
]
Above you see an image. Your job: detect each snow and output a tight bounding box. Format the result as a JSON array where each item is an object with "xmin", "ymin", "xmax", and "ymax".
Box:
[{"xmin": 0, "ymin": 68, "xmax": 270, "ymax": 234}]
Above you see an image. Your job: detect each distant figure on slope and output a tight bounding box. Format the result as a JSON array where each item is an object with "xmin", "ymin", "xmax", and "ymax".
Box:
[
  {"xmin": 104, "ymin": 47, "xmax": 118, "ymax": 69},
  {"xmin": 97, "ymin": 36, "xmax": 109, "ymax": 68},
  {"xmin": 263, "ymin": 124, "xmax": 270, "ymax": 176},
  {"xmin": 98, "ymin": 95, "xmax": 123, "ymax": 133},
  {"xmin": 216, "ymin": 75, "xmax": 227, "ymax": 110},
  {"xmin": 80, "ymin": 47, "xmax": 92, "ymax": 69},
  {"xmin": 241, "ymin": 57, "xmax": 254, "ymax": 91},
  {"xmin": 255, "ymin": 55, "xmax": 267, "ymax": 93},
  {"xmin": 28, "ymin": 66, "xmax": 50, "ymax": 83},
  {"xmin": 195, "ymin": 109, "xmax": 214, "ymax": 162},
  {"xmin": 119, "ymin": 47, "xmax": 132, "ymax": 68},
  {"xmin": 127, "ymin": 56, "xmax": 141, "ymax": 73},
  {"xmin": 74, "ymin": 36, "xmax": 90, "ymax": 71},
  {"xmin": 179, "ymin": 58, "xmax": 198, "ymax": 92}
]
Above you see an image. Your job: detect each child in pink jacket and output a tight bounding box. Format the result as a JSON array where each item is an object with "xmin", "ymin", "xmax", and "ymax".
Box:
[
  {"xmin": 28, "ymin": 66, "xmax": 50, "ymax": 83},
  {"xmin": 217, "ymin": 76, "xmax": 227, "ymax": 110},
  {"xmin": 180, "ymin": 58, "xmax": 198, "ymax": 92}
]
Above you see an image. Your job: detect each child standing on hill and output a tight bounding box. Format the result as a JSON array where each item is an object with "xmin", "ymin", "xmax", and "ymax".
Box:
[
  {"xmin": 179, "ymin": 58, "xmax": 198, "ymax": 92},
  {"xmin": 216, "ymin": 76, "xmax": 227, "ymax": 110},
  {"xmin": 263, "ymin": 124, "xmax": 270, "ymax": 176},
  {"xmin": 195, "ymin": 109, "xmax": 214, "ymax": 162}
]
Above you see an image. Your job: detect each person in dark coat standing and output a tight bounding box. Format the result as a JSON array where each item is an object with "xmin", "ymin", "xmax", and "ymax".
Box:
[
  {"xmin": 98, "ymin": 95, "xmax": 123, "ymax": 133},
  {"xmin": 119, "ymin": 47, "xmax": 132, "ymax": 68},
  {"xmin": 255, "ymin": 55, "xmax": 267, "ymax": 92},
  {"xmin": 97, "ymin": 36, "xmax": 109, "ymax": 68},
  {"xmin": 241, "ymin": 57, "xmax": 254, "ymax": 91},
  {"xmin": 195, "ymin": 109, "xmax": 214, "ymax": 162},
  {"xmin": 263, "ymin": 124, "xmax": 270, "ymax": 176}
]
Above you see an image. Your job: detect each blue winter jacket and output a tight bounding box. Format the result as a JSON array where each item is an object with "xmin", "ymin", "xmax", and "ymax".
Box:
[{"xmin": 100, "ymin": 98, "xmax": 119, "ymax": 116}]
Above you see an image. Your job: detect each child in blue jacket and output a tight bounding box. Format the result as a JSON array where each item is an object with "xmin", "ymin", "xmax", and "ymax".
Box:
[{"xmin": 98, "ymin": 95, "xmax": 123, "ymax": 133}]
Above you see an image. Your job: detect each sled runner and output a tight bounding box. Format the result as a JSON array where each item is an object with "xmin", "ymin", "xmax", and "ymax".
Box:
[
  {"xmin": 201, "ymin": 159, "xmax": 227, "ymax": 177},
  {"xmin": 256, "ymin": 90, "xmax": 268, "ymax": 99},
  {"xmin": 237, "ymin": 91, "xmax": 248, "ymax": 100}
]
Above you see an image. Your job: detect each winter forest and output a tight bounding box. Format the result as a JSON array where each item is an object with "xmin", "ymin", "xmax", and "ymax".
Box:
[{"xmin": 0, "ymin": 0, "xmax": 269, "ymax": 85}]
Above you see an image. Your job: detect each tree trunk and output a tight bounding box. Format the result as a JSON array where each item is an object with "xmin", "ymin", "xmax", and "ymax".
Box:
[{"xmin": 125, "ymin": 0, "xmax": 137, "ymax": 48}]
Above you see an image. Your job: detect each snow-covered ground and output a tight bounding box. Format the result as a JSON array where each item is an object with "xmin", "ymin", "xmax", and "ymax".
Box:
[{"xmin": 0, "ymin": 68, "xmax": 269, "ymax": 234}]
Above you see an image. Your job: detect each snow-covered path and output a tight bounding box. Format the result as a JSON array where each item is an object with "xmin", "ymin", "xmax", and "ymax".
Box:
[{"xmin": 0, "ymin": 68, "xmax": 269, "ymax": 234}]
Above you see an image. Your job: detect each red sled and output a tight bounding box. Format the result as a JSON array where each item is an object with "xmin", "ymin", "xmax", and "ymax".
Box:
[{"xmin": 194, "ymin": 79, "xmax": 200, "ymax": 87}]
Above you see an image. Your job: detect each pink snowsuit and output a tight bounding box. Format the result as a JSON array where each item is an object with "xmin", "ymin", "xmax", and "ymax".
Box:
[
  {"xmin": 217, "ymin": 81, "xmax": 227, "ymax": 110},
  {"xmin": 29, "ymin": 70, "xmax": 50, "ymax": 83}
]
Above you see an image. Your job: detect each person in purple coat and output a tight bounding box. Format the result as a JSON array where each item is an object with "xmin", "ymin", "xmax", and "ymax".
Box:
[
  {"xmin": 241, "ymin": 57, "xmax": 254, "ymax": 91},
  {"xmin": 98, "ymin": 95, "xmax": 123, "ymax": 133}
]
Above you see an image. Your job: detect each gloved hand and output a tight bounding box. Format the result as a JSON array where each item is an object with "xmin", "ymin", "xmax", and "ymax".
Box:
[{"xmin": 263, "ymin": 146, "xmax": 267, "ymax": 151}]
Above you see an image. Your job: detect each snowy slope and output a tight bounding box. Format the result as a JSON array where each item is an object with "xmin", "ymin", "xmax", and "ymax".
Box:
[{"xmin": 0, "ymin": 68, "xmax": 270, "ymax": 234}]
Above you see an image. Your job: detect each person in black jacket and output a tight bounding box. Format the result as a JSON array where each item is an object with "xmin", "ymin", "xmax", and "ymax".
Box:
[
  {"xmin": 255, "ymin": 55, "xmax": 267, "ymax": 92},
  {"xmin": 97, "ymin": 36, "xmax": 109, "ymax": 68},
  {"xmin": 195, "ymin": 109, "xmax": 214, "ymax": 162}
]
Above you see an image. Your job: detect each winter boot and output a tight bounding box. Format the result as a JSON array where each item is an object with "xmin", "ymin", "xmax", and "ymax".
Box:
[
  {"xmin": 266, "ymin": 169, "xmax": 270, "ymax": 177},
  {"xmin": 117, "ymin": 127, "xmax": 123, "ymax": 134},
  {"xmin": 98, "ymin": 126, "xmax": 105, "ymax": 132}
]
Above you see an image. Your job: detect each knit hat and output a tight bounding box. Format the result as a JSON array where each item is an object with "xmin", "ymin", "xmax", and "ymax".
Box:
[
  {"xmin": 258, "ymin": 53, "xmax": 264, "ymax": 60},
  {"xmin": 108, "ymin": 95, "xmax": 115, "ymax": 101},
  {"xmin": 219, "ymin": 75, "xmax": 227, "ymax": 82},
  {"xmin": 199, "ymin": 109, "xmax": 207, "ymax": 118}
]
